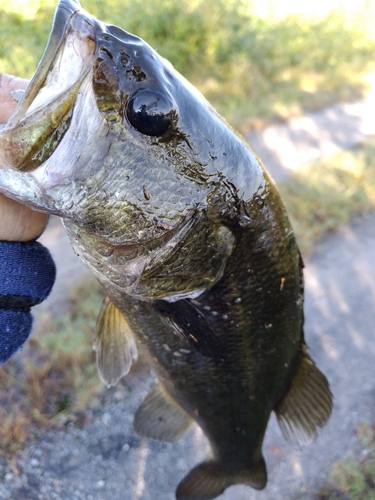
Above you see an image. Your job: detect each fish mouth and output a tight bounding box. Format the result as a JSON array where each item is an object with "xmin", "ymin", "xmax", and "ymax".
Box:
[{"xmin": 0, "ymin": 0, "xmax": 96, "ymax": 172}]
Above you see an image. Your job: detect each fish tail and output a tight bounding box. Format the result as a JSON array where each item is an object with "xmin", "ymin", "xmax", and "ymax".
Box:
[
  {"xmin": 274, "ymin": 344, "xmax": 333, "ymax": 448},
  {"xmin": 175, "ymin": 457, "xmax": 267, "ymax": 500}
]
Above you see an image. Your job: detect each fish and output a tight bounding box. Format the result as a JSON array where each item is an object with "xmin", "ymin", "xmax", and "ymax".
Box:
[{"xmin": 0, "ymin": 1, "xmax": 333, "ymax": 498}]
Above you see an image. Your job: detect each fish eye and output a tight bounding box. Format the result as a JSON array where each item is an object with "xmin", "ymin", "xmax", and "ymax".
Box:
[{"xmin": 126, "ymin": 88, "xmax": 175, "ymax": 136}]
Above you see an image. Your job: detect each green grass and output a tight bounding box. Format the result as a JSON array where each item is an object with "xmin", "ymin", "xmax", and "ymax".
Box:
[
  {"xmin": 0, "ymin": 276, "xmax": 104, "ymax": 455},
  {"xmin": 32, "ymin": 276, "xmax": 105, "ymax": 406},
  {"xmin": 279, "ymin": 139, "xmax": 375, "ymax": 255},
  {"xmin": 292, "ymin": 421, "xmax": 375, "ymax": 500},
  {"xmin": 316, "ymin": 421, "xmax": 375, "ymax": 500},
  {"xmin": 1, "ymin": 0, "xmax": 375, "ymax": 131}
]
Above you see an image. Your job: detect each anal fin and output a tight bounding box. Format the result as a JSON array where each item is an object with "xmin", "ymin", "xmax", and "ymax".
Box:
[
  {"xmin": 134, "ymin": 385, "xmax": 193, "ymax": 442},
  {"xmin": 94, "ymin": 295, "xmax": 138, "ymax": 387},
  {"xmin": 274, "ymin": 344, "xmax": 333, "ymax": 448},
  {"xmin": 176, "ymin": 458, "xmax": 267, "ymax": 500}
]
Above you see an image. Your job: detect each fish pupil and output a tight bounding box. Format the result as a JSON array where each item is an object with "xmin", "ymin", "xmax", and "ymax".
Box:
[{"xmin": 126, "ymin": 88, "xmax": 175, "ymax": 136}]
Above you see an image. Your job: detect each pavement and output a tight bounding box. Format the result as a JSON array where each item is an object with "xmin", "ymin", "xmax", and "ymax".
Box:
[{"xmin": 1, "ymin": 92, "xmax": 375, "ymax": 500}]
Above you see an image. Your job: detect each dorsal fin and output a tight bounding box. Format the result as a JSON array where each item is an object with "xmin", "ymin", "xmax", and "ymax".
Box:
[
  {"xmin": 134, "ymin": 385, "xmax": 193, "ymax": 442},
  {"xmin": 94, "ymin": 295, "xmax": 138, "ymax": 387},
  {"xmin": 274, "ymin": 345, "xmax": 333, "ymax": 448}
]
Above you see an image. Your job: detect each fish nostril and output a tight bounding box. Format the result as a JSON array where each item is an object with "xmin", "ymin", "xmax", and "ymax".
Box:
[{"xmin": 99, "ymin": 46, "xmax": 114, "ymax": 60}]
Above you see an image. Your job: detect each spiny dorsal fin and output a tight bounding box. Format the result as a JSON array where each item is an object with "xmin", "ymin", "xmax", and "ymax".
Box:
[
  {"xmin": 176, "ymin": 458, "xmax": 267, "ymax": 500},
  {"xmin": 94, "ymin": 295, "xmax": 138, "ymax": 387},
  {"xmin": 274, "ymin": 345, "xmax": 333, "ymax": 448},
  {"xmin": 134, "ymin": 385, "xmax": 193, "ymax": 442}
]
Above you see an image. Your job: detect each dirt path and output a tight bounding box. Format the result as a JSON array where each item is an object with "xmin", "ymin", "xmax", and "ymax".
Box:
[
  {"xmin": 1, "ymin": 97, "xmax": 375, "ymax": 499},
  {"xmin": 247, "ymin": 86, "xmax": 375, "ymax": 181}
]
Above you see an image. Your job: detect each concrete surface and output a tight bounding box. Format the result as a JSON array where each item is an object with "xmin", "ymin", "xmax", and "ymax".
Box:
[{"xmin": 1, "ymin": 95, "xmax": 375, "ymax": 499}]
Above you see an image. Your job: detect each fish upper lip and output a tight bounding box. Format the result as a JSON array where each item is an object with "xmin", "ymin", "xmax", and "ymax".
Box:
[
  {"xmin": 0, "ymin": 0, "xmax": 98, "ymax": 171},
  {"xmin": 5, "ymin": 0, "xmax": 96, "ymax": 129}
]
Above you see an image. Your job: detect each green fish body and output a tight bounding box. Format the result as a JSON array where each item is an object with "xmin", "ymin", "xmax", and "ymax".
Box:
[{"xmin": 0, "ymin": 1, "xmax": 332, "ymax": 498}]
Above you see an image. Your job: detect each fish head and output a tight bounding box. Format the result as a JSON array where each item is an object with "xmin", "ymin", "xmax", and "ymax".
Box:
[
  {"xmin": 0, "ymin": 0, "xmax": 265, "ymax": 298},
  {"xmin": 1, "ymin": 0, "xmax": 225, "ymax": 237}
]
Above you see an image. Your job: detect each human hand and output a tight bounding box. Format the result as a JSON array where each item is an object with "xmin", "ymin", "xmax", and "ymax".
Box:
[
  {"xmin": 0, "ymin": 75, "xmax": 56, "ymax": 364},
  {"xmin": 0, "ymin": 73, "xmax": 28, "ymax": 122},
  {"xmin": 0, "ymin": 73, "xmax": 48, "ymax": 241}
]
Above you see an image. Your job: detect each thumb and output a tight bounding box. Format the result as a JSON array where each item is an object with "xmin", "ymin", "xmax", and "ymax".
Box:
[
  {"xmin": 0, "ymin": 74, "xmax": 29, "ymax": 123},
  {"xmin": 0, "ymin": 194, "xmax": 48, "ymax": 241}
]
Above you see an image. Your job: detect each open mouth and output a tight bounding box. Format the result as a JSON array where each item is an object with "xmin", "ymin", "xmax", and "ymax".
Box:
[{"xmin": 0, "ymin": 0, "xmax": 96, "ymax": 172}]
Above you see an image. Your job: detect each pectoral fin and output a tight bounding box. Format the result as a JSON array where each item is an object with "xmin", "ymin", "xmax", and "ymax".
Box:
[
  {"xmin": 94, "ymin": 295, "xmax": 138, "ymax": 387},
  {"xmin": 155, "ymin": 299, "xmax": 227, "ymax": 360},
  {"xmin": 134, "ymin": 385, "xmax": 193, "ymax": 442},
  {"xmin": 274, "ymin": 345, "xmax": 333, "ymax": 448}
]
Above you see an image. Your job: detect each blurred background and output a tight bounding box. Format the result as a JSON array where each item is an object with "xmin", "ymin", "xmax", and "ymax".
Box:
[
  {"xmin": 1, "ymin": 1, "xmax": 375, "ymax": 499},
  {"xmin": 1, "ymin": 0, "xmax": 375, "ymax": 132}
]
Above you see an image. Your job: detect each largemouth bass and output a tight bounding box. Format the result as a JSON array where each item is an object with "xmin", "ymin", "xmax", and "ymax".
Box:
[{"xmin": 0, "ymin": 1, "xmax": 332, "ymax": 498}]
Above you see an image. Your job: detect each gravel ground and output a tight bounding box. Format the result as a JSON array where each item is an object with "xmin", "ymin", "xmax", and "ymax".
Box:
[{"xmin": 1, "ymin": 99, "xmax": 375, "ymax": 499}]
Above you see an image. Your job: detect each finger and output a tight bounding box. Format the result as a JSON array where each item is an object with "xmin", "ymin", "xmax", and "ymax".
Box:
[
  {"xmin": 0, "ymin": 74, "xmax": 29, "ymax": 123},
  {"xmin": 0, "ymin": 194, "xmax": 48, "ymax": 241}
]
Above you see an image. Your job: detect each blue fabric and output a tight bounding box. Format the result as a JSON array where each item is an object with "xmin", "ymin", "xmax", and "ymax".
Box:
[
  {"xmin": 0, "ymin": 241, "xmax": 56, "ymax": 301},
  {"xmin": 0, "ymin": 309, "xmax": 32, "ymax": 363},
  {"xmin": 0, "ymin": 240, "xmax": 56, "ymax": 363}
]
